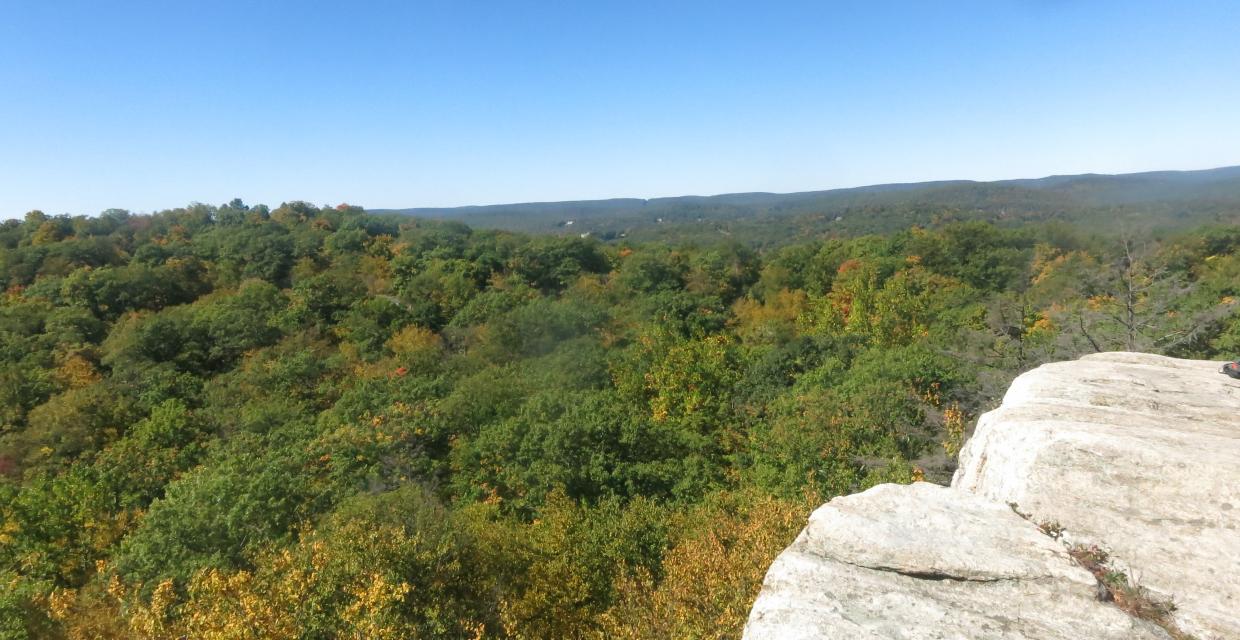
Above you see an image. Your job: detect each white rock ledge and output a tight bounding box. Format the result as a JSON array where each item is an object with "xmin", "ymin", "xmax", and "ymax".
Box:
[
  {"xmin": 954, "ymin": 352, "xmax": 1240, "ymax": 639},
  {"xmin": 745, "ymin": 353, "xmax": 1240, "ymax": 640}
]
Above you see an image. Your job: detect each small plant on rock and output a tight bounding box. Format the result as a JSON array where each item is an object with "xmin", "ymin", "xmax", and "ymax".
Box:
[
  {"xmin": 1067, "ymin": 544, "xmax": 1195, "ymax": 640},
  {"xmin": 1036, "ymin": 520, "xmax": 1065, "ymax": 540}
]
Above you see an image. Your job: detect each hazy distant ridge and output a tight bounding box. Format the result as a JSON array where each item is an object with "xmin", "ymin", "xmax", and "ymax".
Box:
[{"xmin": 369, "ymin": 165, "xmax": 1240, "ymax": 240}]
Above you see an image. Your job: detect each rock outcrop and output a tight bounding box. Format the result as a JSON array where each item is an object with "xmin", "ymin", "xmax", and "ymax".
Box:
[
  {"xmin": 955, "ymin": 352, "xmax": 1240, "ymax": 639},
  {"xmin": 745, "ymin": 353, "xmax": 1240, "ymax": 640},
  {"xmin": 745, "ymin": 482, "xmax": 1169, "ymax": 639}
]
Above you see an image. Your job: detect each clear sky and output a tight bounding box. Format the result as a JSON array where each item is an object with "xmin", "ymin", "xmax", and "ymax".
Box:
[{"xmin": 2, "ymin": 1, "xmax": 1238, "ymax": 218}]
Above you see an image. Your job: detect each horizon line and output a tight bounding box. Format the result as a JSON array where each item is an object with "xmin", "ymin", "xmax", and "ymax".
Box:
[{"xmin": 364, "ymin": 161, "xmax": 1240, "ymax": 213}]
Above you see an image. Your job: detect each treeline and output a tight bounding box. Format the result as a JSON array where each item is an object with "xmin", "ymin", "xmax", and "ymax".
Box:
[{"xmin": 0, "ymin": 201, "xmax": 1237, "ymax": 638}]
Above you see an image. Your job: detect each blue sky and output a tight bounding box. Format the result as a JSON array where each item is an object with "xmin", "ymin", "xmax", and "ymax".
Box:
[{"xmin": 2, "ymin": 1, "xmax": 1238, "ymax": 217}]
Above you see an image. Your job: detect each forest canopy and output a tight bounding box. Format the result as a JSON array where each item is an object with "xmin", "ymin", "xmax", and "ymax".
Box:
[{"xmin": 1, "ymin": 201, "xmax": 1238, "ymax": 639}]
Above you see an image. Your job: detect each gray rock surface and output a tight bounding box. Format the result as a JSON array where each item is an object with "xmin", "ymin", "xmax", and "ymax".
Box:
[
  {"xmin": 744, "ymin": 482, "xmax": 1169, "ymax": 639},
  {"xmin": 745, "ymin": 352, "xmax": 1240, "ymax": 639},
  {"xmin": 954, "ymin": 352, "xmax": 1240, "ymax": 639}
]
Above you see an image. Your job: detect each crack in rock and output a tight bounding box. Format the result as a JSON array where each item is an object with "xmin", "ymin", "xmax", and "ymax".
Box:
[{"xmin": 795, "ymin": 545, "xmax": 1040, "ymax": 584}]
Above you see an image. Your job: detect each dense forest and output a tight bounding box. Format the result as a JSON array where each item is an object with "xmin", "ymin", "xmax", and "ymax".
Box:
[{"xmin": 0, "ymin": 201, "xmax": 1237, "ymax": 639}]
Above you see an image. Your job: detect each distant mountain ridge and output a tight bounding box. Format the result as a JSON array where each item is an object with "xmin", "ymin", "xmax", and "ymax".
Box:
[{"xmin": 369, "ymin": 165, "xmax": 1240, "ymax": 243}]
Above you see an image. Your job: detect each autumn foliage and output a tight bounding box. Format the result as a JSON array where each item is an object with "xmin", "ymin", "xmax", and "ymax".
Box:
[{"xmin": 1, "ymin": 204, "xmax": 1237, "ymax": 638}]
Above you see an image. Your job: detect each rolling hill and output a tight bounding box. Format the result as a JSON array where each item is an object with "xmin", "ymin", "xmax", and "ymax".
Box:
[{"xmin": 370, "ymin": 165, "xmax": 1240, "ymax": 245}]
